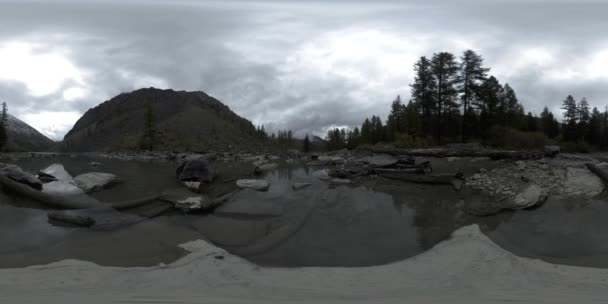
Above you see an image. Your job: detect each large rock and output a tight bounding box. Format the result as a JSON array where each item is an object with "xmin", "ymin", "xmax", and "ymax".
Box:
[
  {"xmin": 362, "ymin": 154, "xmax": 398, "ymax": 168},
  {"xmin": 564, "ymin": 167, "xmax": 604, "ymax": 196},
  {"xmin": 465, "ymin": 184, "xmax": 548, "ymax": 216},
  {"xmin": 74, "ymin": 172, "xmax": 119, "ymax": 193},
  {"xmin": 236, "ymin": 179, "xmax": 270, "ymax": 191},
  {"xmin": 160, "ymin": 188, "xmax": 213, "ymax": 212},
  {"xmin": 508, "ymin": 184, "xmax": 548, "ymax": 209},
  {"xmin": 544, "ymin": 145, "xmax": 560, "ymax": 157},
  {"xmin": 0, "ymin": 163, "xmax": 42, "ymax": 190},
  {"xmin": 176, "ymin": 158, "xmax": 217, "ymax": 183}
]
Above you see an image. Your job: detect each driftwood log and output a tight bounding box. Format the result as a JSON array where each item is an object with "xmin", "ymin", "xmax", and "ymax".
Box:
[
  {"xmin": 1, "ymin": 174, "xmax": 161, "ymax": 211},
  {"xmin": 586, "ymin": 163, "xmax": 608, "ymax": 184},
  {"xmin": 0, "ymin": 175, "xmax": 100, "ymax": 209},
  {"xmin": 357, "ymin": 147, "xmax": 544, "ymax": 160}
]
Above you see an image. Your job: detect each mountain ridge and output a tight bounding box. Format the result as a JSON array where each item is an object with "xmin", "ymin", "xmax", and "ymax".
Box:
[
  {"xmin": 62, "ymin": 87, "xmax": 264, "ymax": 152},
  {"xmin": 4, "ymin": 114, "xmax": 56, "ymax": 151}
]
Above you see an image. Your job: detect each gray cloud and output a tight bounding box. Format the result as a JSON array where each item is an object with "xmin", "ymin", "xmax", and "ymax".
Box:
[{"xmin": 1, "ymin": 0, "xmax": 608, "ymax": 140}]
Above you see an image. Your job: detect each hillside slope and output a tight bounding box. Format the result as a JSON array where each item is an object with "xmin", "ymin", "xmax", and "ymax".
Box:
[
  {"xmin": 62, "ymin": 88, "xmax": 261, "ymax": 152},
  {"xmin": 4, "ymin": 115, "xmax": 56, "ymax": 151}
]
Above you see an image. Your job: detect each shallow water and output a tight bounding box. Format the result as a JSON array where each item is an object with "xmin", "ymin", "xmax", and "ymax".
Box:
[{"xmin": 1, "ymin": 154, "xmax": 608, "ymax": 268}]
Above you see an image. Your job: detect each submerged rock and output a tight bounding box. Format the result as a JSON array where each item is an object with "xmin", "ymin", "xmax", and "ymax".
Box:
[
  {"xmin": 236, "ymin": 179, "xmax": 270, "ymax": 191},
  {"xmin": 176, "ymin": 158, "xmax": 217, "ymax": 183},
  {"xmin": 361, "ymin": 154, "xmax": 398, "ymax": 168},
  {"xmin": 74, "ymin": 172, "xmax": 119, "ymax": 193}
]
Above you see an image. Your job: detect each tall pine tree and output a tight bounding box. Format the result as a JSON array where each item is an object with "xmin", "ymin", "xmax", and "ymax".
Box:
[
  {"xmin": 430, "ymin": 52, "xmax": 459, "ymax": 144},
  {"xmin": 458, "ymin": 50, "xmax": 489, "ymax": 142}
]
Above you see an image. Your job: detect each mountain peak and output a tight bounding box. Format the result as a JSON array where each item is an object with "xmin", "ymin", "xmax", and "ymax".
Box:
[
  {"xmin": 63, "ymin": 88, "xmax": 262, "ymax": 152},
  {"xmin": 4, "ymin": 114, "xmax": 55, "ymax": 151}
]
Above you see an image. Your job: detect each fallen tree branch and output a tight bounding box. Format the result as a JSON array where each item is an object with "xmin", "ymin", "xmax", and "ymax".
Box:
[
  {"xmin": 586, "ymin": 163, "xmax": 608, "ymax": 184},
  {"xmin": 377, "ymin": 172, "xmax": 464, "ymax": 191},
  {"xmin": 0, "ymin": 175, "xmax": 100, "ymax": 209},
  {"xmin": 1, "ymin": 174, "xmax": 162, "ymax": 211},
  {"xmin": 357, "ymin": 147, "xmax": 544, "ymax": 160}
]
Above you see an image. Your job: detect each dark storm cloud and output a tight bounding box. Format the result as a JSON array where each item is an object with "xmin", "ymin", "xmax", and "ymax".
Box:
[{"xmin": 1, "ymin": 0, "xmax": 608, "ymax": 139}]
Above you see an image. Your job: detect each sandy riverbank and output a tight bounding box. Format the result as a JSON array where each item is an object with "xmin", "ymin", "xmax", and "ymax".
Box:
[{"xmin": 1, "ymin": 224, "xmax": 607, "ymax": 304}]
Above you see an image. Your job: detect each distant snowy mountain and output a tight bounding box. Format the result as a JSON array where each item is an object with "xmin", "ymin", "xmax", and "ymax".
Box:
[{"xmin": 4, "ymin": 114, "xmax": 56, "ymax": 151}]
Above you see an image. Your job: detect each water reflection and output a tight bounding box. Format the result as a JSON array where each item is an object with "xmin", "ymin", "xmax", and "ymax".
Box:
[{"xmin": 2, "ymin": 155, "xmax": 608, "ymax": 268}]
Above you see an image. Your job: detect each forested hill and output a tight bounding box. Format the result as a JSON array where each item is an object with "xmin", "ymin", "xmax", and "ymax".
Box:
[{"xmin": 62, "ymin": 88, "xmax": 264, "ymax": 152}]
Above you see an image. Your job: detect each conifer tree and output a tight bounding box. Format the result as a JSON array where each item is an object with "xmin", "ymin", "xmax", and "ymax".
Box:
[
  {"xmin": 431, "ymin": 52, "xmax": 459, "ymax": 144},
  {"xmin": 458, "ymin": 50, "xmax": 489, "ymax": 142}
]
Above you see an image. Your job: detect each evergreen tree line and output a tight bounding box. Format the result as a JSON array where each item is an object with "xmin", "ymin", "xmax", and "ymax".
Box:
[
  {"xmin": 0, "ymin": 102, "xmax": 7, "ymax": 150},
  {"xmin": 255, "ymin": 125, "xmax": 298, "ymax": 149},
  {"xmin": 315, "ymin": 49, "xmax": 608, "ymax": 151}
]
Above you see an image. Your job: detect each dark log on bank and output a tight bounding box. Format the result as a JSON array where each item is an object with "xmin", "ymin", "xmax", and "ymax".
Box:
[
  {"xmin": 586, "ymin": 163, "xmax": 608, "ymax": 184},
  {"xmin": 357, "ymin": 147, "xmax": 544, "ymax": 160},
  {"xmin": 0, "ymin": 175, "xmax": 100, "ymax": 209},
  {"xmin": 374, "ymin": 167, "xmax": 426, "ymax": 175},
  {"xmin": 1, "ymin": 174, "xmax": 162, "ymax": 211}
]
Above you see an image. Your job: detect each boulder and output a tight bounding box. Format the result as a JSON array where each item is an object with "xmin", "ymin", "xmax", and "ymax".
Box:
[
  {"xmin": 318, "ymin": 156, "xmax": 333, "ymax": 162},
  {"xmin": 74, "ymin": 172, "xmax": 119, "ymax": 193},
  {"xmin": 544, "ymin": 145, "xmax": 560, "ymax": 157},
  {"xmin": 312, "ymin": 169, "xmax": 331, "ymax": 180},
  {"xmin": 331, "ymin": 156, "xmax": 345, "ymax": 164},
  {"xmin": 564, "ymin": 167, "xmax": 604, "ymax": 196},
  {"xmin": 176, "ymin": 158, "xmax": 217, "ymax": 183},
  {"xmin": 160, "ymin": 188, "xmax": 212, "ymax": 211},
  {"xmin": 0, "ymin": 164, "xmax": 42, "ymax": 190},
  {"xmin": 362, "ymin": 154, "xmax": 398, "ymax": 168},
  {"xmin": 182, "ymin": 181, "xmax": 202, "ymax": 192},
  {"xmin": 508, "ymin": 184, "xmax": 548, "ymax": 209},
  {"xmin": 465, "ymin": 184, "xmax": 548, "ymax": 216},
  {"xmin": 254, "ymin": 163, "xmax": 278, "ymax": 174},
  {"xmin": 236, "ymin": 179, "xmax": 270, "ymax": 191}
]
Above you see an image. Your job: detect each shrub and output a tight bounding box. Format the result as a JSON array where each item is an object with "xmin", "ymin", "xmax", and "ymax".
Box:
[
  {"xmin": 559, "ymin": 141, "xmax": 593, "ymax": 153},
  {"xmin": 487, "ymin": 126, "xmax": 548, "ymax": 150}
]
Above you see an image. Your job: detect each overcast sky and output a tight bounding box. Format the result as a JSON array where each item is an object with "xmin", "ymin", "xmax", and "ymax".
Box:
[{"xmin": 1, "ymin": 0, "xmax": 608, "ymax": 140}]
